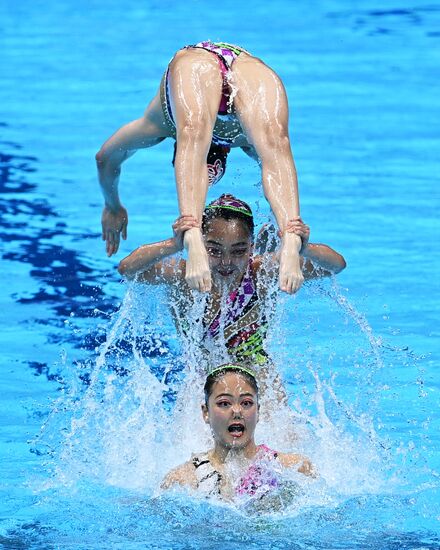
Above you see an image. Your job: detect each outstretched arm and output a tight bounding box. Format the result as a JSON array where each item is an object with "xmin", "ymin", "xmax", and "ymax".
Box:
[
  {"xmin": 255, "ymin": 218, "xmax": 346, "ymax": 279},
  {"xmin": 302, "ymin": 243, "xmax": 346, "ymax": 279},
  {"xmin": 278, "ymin": 452, "xmax": 317, "ymax": 477},
  {"xmin": 95, "ymin": 93, "xmax": 169, "ymax": 256},
  {"xmin": 284, "ymin": 218, "xmax": 346, "ymax": 278},
  {"xmin": 160, "ymin": 461, "xmax": 197, "ymax": 490},
  {"xmin": 118, "ymin": 215, "xmax": 198, "ymax": 283}
]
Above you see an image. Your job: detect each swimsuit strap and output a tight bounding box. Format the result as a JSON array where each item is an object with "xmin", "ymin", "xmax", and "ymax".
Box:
[
  {"xmin": 256, "ymin": 444, "xmax": 278, "ymax": 459},
  {"xmin": 192, "ymin": 453, "xmax": 223, "ymax": 496}
]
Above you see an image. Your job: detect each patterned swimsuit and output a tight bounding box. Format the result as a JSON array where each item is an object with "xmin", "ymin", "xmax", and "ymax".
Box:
[
  {"xmin": 160, "ymin": 41, "xmax": 251, "ymax": 146},
  {"xmin": 203, "ymin": 260, "xmax": 269, "ymax": 366},
  {"xmin": 192, "ymin": 445, "xmax": 279, "ymax": 498}
]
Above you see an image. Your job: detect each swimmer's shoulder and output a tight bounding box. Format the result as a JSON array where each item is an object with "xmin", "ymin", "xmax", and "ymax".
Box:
[
  {"xmin": 160, "ymin": 459, "xmax": 198, "ymax": 490},
  {"xmin": 277, "ymin": 452, "xmax": 316, "ymax": 477},
  {"xmin": 251, "ymin": 254, "xmax": 278, "ymax": 281}
]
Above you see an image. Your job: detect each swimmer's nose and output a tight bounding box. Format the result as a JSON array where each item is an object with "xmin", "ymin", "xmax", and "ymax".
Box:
[{"xmin": 220, "ymin": 254, "xmax": 232, "ymax": 265}]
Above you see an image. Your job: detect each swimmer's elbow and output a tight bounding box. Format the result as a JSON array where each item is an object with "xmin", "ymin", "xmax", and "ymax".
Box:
[
  {"xmin": 117, "ymin": 259, "xmax": 135, "ymax": 279},
  {"xmin": 298, "ymin": 458, "xmax": 317, "ymax": 478},
  {"xmin": 334, "ymin": 255, "xmax": 347, "ymax": 274},
  {"xmin": 95, "ymin": 147, "xmax": 123, "ymax": 171},
  {"xmin": 95, "ymin": 147, "xmax": 107, "ymax": 166}
]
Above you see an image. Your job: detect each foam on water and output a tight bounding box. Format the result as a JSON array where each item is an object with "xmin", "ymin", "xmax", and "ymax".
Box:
[{"xmin": 33, "ymin": 275, "xmax": 393, "ymax": 506}]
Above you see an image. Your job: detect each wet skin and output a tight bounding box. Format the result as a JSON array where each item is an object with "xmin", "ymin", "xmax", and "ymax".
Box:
[
  {"xmin": 203, "ymin": 218, "xmax": 253, "ymax": 292},
  {"xmin": 202, "ymin": 372, "xmax": 259, "ymax": 457}
]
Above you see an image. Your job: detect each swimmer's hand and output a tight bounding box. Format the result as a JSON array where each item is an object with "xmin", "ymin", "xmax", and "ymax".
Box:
[
  {"xmin": 172, "ymin": 215, "xmax": 200, "ymax": 251},
  {"xmin": 101, "ymin": 205, "xmax": 128, "ymax": 257},
  {"xmin": 278, "ymin": 217, "xmax": 304, "ymax": 294}
]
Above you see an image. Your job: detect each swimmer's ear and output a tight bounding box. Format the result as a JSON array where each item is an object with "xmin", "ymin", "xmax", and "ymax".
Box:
[{"xmin": 201, "ymin": 404, "xmax": 210, "ymax": 424}]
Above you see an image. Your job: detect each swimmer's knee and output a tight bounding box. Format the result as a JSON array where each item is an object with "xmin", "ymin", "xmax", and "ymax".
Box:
[
  {"xmin": 253, "ymin": 125, "xmax": 290, "ymax": 153},
  {"xmin": 176, "ymin": 115, "xmax": 214, "ymax": 145}
]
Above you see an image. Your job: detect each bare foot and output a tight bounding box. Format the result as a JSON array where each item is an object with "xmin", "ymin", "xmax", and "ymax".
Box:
[
  {"xmin": 279, "ymin": 233, "xmax": 303, "ymax": 294},
  {"xmin": 184, "ymin": 228, "xmax": 211, "ymax": 292}
]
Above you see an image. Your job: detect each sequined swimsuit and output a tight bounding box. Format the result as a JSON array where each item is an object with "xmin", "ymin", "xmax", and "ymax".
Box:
[{"xmin": 160, "ymin": 41, "xmax": 251, "ymax": 146}]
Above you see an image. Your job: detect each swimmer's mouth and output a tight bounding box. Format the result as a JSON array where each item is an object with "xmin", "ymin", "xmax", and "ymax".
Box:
[
  {"xmin": 228, "ymin": 423, "xmax": 245, "ymax": 437},
  {"xmin": 218, "ymin": 269, "xmax": 235, "ymax": 276}
]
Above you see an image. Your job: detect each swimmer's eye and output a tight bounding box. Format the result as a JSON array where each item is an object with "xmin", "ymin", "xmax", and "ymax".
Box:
[
  {"xmin": 216, "ymin": 400, "xmax": 231, "ymax": 408},
  {"xmin": 231, "ymin": 248, "xmax": 249, "ymax": 257},
  {"xmin": 207, "ymin": 247, "xmax": 222, "ymax": 258}
]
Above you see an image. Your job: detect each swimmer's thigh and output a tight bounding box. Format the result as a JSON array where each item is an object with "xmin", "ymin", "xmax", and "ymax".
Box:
[
  {"xmin": 167, "ymin": 49, "xmax": 223, "ymax": 136},
  {"xmin": 231, "ymin": 56, "xmax": 291, "ymax": 151}
]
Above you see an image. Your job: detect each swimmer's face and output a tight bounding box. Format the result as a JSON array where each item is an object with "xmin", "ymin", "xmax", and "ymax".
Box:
[
  {"xmin": 202, "ymin": 372, "xmax": 258, "ymax": 450},
  {"xmin": 203, "ymin": 218, "xmax": 253, "ymax": 287}
]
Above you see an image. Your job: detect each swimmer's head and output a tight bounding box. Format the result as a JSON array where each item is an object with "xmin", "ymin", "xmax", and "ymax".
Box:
[
  {"xmin": 204, "ymin": 363, "xmax": 259, "ymax": 406},
  {"xmin": 172, "ymin": 142, "xmax": 230, "ymax": 186},
  {"xmin": 202, "ymin": 364, "xmax": 259, "ymax": 449},
  {"xmin": 207, "ymin": 143, "xmax": 230, "ymax": 185},
  {"xmin": 202, "ymin": 194, "xmax": 254, "ymax": 239}
]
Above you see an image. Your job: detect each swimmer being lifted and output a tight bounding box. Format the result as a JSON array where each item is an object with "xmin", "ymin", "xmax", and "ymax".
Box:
[{"xmin": 96, "ymin": 40, "xmax": 304, "ymax": 294}]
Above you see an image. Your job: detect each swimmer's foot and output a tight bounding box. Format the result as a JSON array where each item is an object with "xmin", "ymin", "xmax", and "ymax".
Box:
[
  {"xmin": 279, "ymin": 233, "xmax": 303, "ymax": 294},
  {"xmin": 184, "ymin": 228, "xmax": 211, "ymax": 293}
]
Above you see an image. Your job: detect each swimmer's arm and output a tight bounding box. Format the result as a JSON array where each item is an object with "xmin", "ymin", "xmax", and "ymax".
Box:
[
  {"xmin": 301, "ymin": 244, "xmax": 346, "ymax": 279},
  {"xmin": 160, "ymin": 462, "xmax": 198, "ymax": 490},
  {"xmin": 96, "ymin": 117, "xmax": 166, "ymax": 209},
  {"xmin": 253, "ymin": 243, "xmax": 345, "ymax": 281},
  {"xmin": 118, "ymin": 214, "xmax": 198, "ymax": 282},
  {"xmin": 118, "ymin": 241, "xmax": 185, "ymax": 284},
  {"xmin": 96, "ymin": 94, "xmax": 169, "ymax": 256},
  {"xmin": 254, "ymin": 218, "xmax": 345, "ymax": 280},
  {"xmin": 277, "ymin": 452, "xmax": 317, "ymax": 478}
]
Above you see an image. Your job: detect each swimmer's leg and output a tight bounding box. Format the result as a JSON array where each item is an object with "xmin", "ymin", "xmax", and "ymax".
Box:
[
  {"xmin": 168, "ymin": 49, "xmax": 223, "ymax": 292},
  {"xmin": 231, "ymin": 56, "xmax": 303, "ymax": 294}
]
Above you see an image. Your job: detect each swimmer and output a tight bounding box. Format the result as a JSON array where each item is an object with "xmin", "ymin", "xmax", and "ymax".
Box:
[
  {"xmin": 96, "ymin": 41, "xmax": 305, "ymax": 294},
  {"xmin": 118, "ymin": 194, "xmax": 346, "ymax": 376},
  {"xmin": 161, "ymin": 364, "xmax": 314, "ymax": 503}
]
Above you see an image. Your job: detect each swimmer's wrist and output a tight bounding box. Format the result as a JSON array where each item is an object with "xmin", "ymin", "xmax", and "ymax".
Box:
[{"xmin": 104, "ymin": 199, "xmax": 123, "ymax": 213}]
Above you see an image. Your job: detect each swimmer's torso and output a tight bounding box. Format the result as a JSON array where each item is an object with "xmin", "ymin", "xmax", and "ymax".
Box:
[
  {"xmin": 170, "ymin": 259, "xmax": 271, "ymax": 368},
  {"xmin": 192, "ymin": 444, "xmax": 279, "ymax": 500}
]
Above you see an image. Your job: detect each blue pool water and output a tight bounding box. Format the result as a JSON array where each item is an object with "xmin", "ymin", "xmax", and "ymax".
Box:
[{"xmin": 1, "ymin": 0, "xmax": 439, "ymax": 548}]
